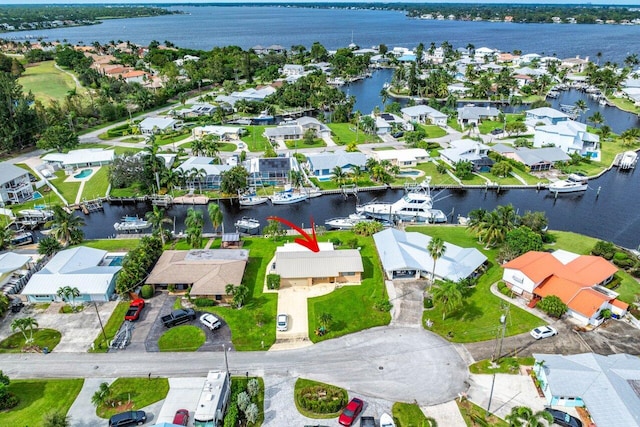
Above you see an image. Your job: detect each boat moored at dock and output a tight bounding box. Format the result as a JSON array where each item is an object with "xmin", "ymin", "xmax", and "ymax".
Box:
[
  {"xmin": 548, "ymin": 174, "xmax": 589, "ymax": 193},
  {"xmin": 234, "ymin": 217, "xmax": 261, "ymax": 234},
  {"xmin": 113, "ymin": 216, "xmax": 151, "ymax": 232}
]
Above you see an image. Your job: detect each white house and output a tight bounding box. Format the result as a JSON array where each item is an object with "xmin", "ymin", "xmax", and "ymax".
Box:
[
  {"xmin": 401, "ymin": 105, "xmax": 448, "ymax": 127},
  {"xmin": 42, "ymin": 148, "xmax": 115, "ymax": 169},
  {"xmin": 440, "ymin": 140, "xmax": 493, "ymax": 172},
  {"xmin": 192, "ymin": 126, "xmax": 245, "ymax": 141},
  {"xmin": 263, "ymin": 117, "xmax": 330, "ymax": 143},
  {"xmin": 525, "ymin": 107, "xmax": 571, "ymax": 127},
  {"xmin": 281, "ymin": 64, "xmax": 305, "ymax": 76},
  {"xmin": 532, "ymin": 120, "xmax": 600, "ymax": 158},
  {"xmin": 22, "ymin": 247, "xmax": 122, "ymax": 302},
  {"xmin": 457, "ymin": 105, "xmax": 501, "ymax": 128},
  {"xmin": 0, "ymin": 162, "xmax": 33, "ymax": 205},
  {"xmin": 372, "ymin": 148, "xmax": 430, "ymax": 168},
  {"xmin": 306, "ymin": 151, "xmax": 367, "ymax": 180},
  {"xmin": 138, "ymin": 117, "xmax": 183, "ymax": 135},
  {"xmin": 473, "ymin": 47, "xmax": 497, "ymax": 62}
]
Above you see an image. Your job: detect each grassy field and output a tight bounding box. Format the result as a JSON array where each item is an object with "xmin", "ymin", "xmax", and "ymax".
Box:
[
  {"xmin": 284, "ymin": 139, "xmax": 326, "ymax": 149},
  {"xmin": 0, "ymin": 379, "xmax": 84, "ymax": 427},
  {"xmin": 18, "ymin": 61, "xmax": 80, "ymax": 105},
  {"xmin": 82, "ymin": 239, "xmax": 141, "ymax": 252},
  {"xmin": 49, "ymin": 170, "xmax": 81, "ymax": 204},
  {"xmin": 80, "ymin": 167, "xmax": 110, "ymax": 199},
  {"xmin": 96, "ymin": 377, "xmax": 169, "ymax": 418},
  {"xmin": 158, "ymin": 325, "xmax": 205, "ymax": 351},
  {"xmin": 0, "ymin": 329, "xmax": 61, "ymax": 353},
  {"xmin": 327, "ymin": 123, "xmax": 372, "ymax": 145},
  {"xmin": 241, "ymin": 126, "xmax": 271, "ymax": 151},
  {"xmin": 89, "ymin": 302, "xmax": 129, "ymax": 352},
  {"xmin": 392, "ymin": 402, "xmax": 435, "ymax": 427},
  {"xmin": 457, "ymin": 399, "xmax": 508, "ymax": 427},
  {"xmin": 417, "ymin": 124, "xmax": 447, "ymax": 139},
  {"xmin": 469, "ymin": 357, "xmax": 535, "ymax": 375}
]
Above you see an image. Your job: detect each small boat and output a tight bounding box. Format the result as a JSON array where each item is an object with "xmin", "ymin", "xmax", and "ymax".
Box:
[
  {"xmin": 619, "ymin": 151, "xmax": 638, "ymax": 170},
  {"xmin": 547, "ymin": 91, "xmax": 559, "ymax": 99},
  {"xmin": 10, "ymin": 231, "xmax": 33, "ymax": 246},
  {"xmin": 234, "ymin": 217, "xmax": 260, "ymax": 234},
  {"xmin": 548, "ymin": 174, "xmax": 588, "ymax": 193},
  {"xmin": 252, "ymin": 110, "xmax": 274, "ymax": 123},
  {"xmin": 380, "ymin": 413, "xmax": 396, "ymax": 427},
  {"xmin": 270, "ymin": 189, "xmax": 309, "ymax": 205},
  {"xmin": 113, "ymin": 216, "xmax": 151, "ymax": 232},
  {"xmin": 238, "ymin": 191, "xmax": 269, "ymax": 207},
  {"xmin": 325, "ymin": 214, "xmax": 373, "ymax": 230},
  {"xmin": 18, "ymin": 209, "xmax": 53, "ymax": 221}
]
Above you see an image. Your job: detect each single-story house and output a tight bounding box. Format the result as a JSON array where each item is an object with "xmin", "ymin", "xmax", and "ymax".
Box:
[
  {"xmin": 440, "ymin": 140, "xmax": 493, "ymax": 172},
  {"xmin": 264, "ymin": 117, "xmax": 330, "ymax": 143},
  {"xmin": 501, "ymin": 250, "xmax": 627, "ymax": 326},
  {"xmin": 401, "ymin": 105, "xmax": 448, "ymax": 127},
  {"xmin": 21, "ymin": 247, "xmax": 122, "ymax": 302},
  {"xmin": 305, "ymin": 151, "xmax": 367, "ymax": 180},
  {"xmin": 525, "ymin": 107, "xmax": 571, "ymax": 127},
  {"xmin": 533, "ymin": 120, "xmax": 600, "ymax": 158},
  {"xmin": 177, "ymin": 157, "xmax": 233, "ymax": 190},
  {"xmin": 457, "ymin": 105, "xmax": 501, "ymax": 128},
  {"xmin": 42, "ymin": 148, "xmax": 115, "ymax": 169},
  {"xmin": 271, "ymin": 242, "xmax": 363, "ymax": 287},
  {"xmin": 561, "ymin": 55, "xmax": 590, "ymax": 73},
  {"xmin": 282, "ymin": 64, "xmax": 305, "ymax": 76},
  {"xmin": 192, "ymin": 125, "xmax": 244, "ymax": 141},
  {"xmin": 0, "ymin": 252, "xmax": 33, "ymax": 297},
  {"xmin": 532, "ymin": 353, "xmax": 640, "ymax": 427},
  {"xmin": 0, "ymin": 162, "xmax": 33, "ymax": 204},
  {"xmin": 373, "ymin": 228, "xmax": 487, "ymax": 281},
  {"xmin": 172, "ymin": 103, "xmax": 216, "ymax": 118},
  {"xmin": 491, "ymin": 144, "xmax": 570, "ymax": 171},
  {"xmin": 138, "ymin": 117, "xmax": 183, "ymax": 135},
  {"xmin": 372, "ymin": 148, "xmax": 430, "ymax": 168},
  {"xmin": 219, "ymin": 86, "xmax": 277, "ymax": 106},
  {"xmin": 145, "ymin": 249, "xmax": 249, "ymax": 300},
  {"xmin": 243, "ymin": 156, "xmax": 300, "ymax": 186}
]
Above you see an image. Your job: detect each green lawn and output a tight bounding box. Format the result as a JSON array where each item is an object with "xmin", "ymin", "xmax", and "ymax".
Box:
[
  {"xmin": 18, "ymin": 61, "xmax": 79, "ymax": 105},
  {"xmin": 284, "ymin": 139, "xmax": 326, "ymax": 149},
  {"xmin": 392, "ymin": 402, "xmax": 435, "ymax": 427},
  {"xmin": 120, "ymin": 136, "xmax": 145, "ymax": 143},
  {"xmin": 241, "ymin": 126, "xmax": 271, "ymax": 151},
  {"xmin": 0, "ymin": 379, "xmax": 84, "ymax": 427},
  {"xmin": 156, "ymin": 131, "xmax": 191, "ymax": 146},
  {"xmin": 327, "ymin": 123, "xmax": 371, "ymax": 145},
  {"xmin": 205, "ymin": 237, "xmax": 279, "ymax": 350},
  {"xmin": 476, "ymin": 171, "xmax": 522, "ymax": 186},
  {"xmin": 307, "ymin": 232, "xmax": 391, "ymax": 342},
  {"xmin": 49, "ymin": 170, "xmax": 81, "ymax": 204},
  {"xmin": 158, "ymin": 325, "xmax": 205, "ymax": 351},
  {"xmin": 110, "ymin": 183, "xmax": 145, "ymax": 198},
  {"xmin": 457, "ymin": 399, "xmax": 508, "ymax": 427},
  {"xmin": 82, "ymin": 239, "xmax": 141, "ymax": 252},
  {"xmin": 96, "ymin": 377, "xmax": 169, "ymax": 418},
  {"xmin": 80, "ymin": 167, "xmax": 110, "ymax": 200},
  {"xmin": 0, "ymin": 329, "xmax": 61, "ymax": 353},
  {"xmin": 181, "ymin": 141, "xmax": 237, "ymax": 152},
  {"xmin": 293, "ymin": 378, "xmax": 346, "ymax": 419},
  {"xmin": 469, "ymin": 357, "xmax": 535, "ymax": 375},
  {"xmin": 417, "ymin": 124, "xmax": 447, "ymax": 139},
  {"xmin": 89, "ymin": 301, "xmax": 129, "ymax": 352},
  {"xmin": 372, "ymin": 146, "xmax": 396, "ymax": 151}
]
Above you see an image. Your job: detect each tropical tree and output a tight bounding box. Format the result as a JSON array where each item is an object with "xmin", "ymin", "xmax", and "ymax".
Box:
[
  {"xmin": 37, "ymin": 235, "xmax": 62, "ymax": 257},
  {"xmin": 318, "ymin": 312, "xmax": 333, "ymax": 332},
  {"xmin": 505, "ymin": 406, "xmax": 553, "ymax": 427},
  {"xmin": 146, "ymin": 205, "xmax": 172, "ymax": 245},
  {"xmin": 491, "ymin": 161, "xmax": 513, "ymax": 178},
  {"xmin": 332, "ymin": 166, "xmax": 347, "ymax": 186},
  {"xmin": 427, "ymin": 237, "xmax": 446, "ymax": 283},
  {"xmin": 56, "ymin": 286, "xmax": 80, "ymax": 310},
  {"xmin": 537, "ymin": 295, "xmax": 568, "ymax": 318},
  {"xmin": 91, "ymin": 382, "xmax": 113, "ymax": 408},
  {"xmin": 588, "ymin": 111, "xmax": 605, "ymax": 128},
  {"xmin": 185, "ymin": 208, "xmax": 204, "ymax": 249},
  {"xmin": 225, "ymin": 284, "xmax": 249, "ymax": 308},
  {"xmin": 220, "ymin": 165, "xmax": 249, "ymax": 195},
  {"xmin": 208, "ymin": 203, "xmax": 224, "ymax": 235},
  {"xmin": 0, "ymin": 226, "xmax": 13, "ymax": 251},
  {"xmin": 45, "ymin": 205, "xmax": 85, "ymax": 246},
  {"xmin": 263, "ymin": 219, "xmax": 285, "ymax": 240},
  {"xmin": 431, "ymin": 279, "xmax": 463, "ymax": 320},
  {"xmin": 10, "ymin": 317, "xmax": 38, "ymax": 343}
]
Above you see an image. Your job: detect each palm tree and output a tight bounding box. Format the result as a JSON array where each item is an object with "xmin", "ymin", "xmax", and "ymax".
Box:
[
  {"xmin": 427, "ymin": 237, "xmax": 446, "ymax": 284},
  {"xmin": 207, "ymin": 203, "xmax": 224, "ymax": 235},
  {"xmin": 56, "ymin": 286, "xmax": 80, "ymax": 311},
  {"xmin": 225, "ymin": 284, "xmax": 249, "ymax": 308},
  {"xmin": 588, "ymin": 111, "xmax": 605, "ymax": 128},
  {"xmin": 11, "ymin": 317, "xmax": 38, "ymax": 343},
  {"xmin": 45, "ymin": 206, "xmax": 85, "ymax": 247},
  {"xmin": 431, "ymin": 279, "xmax": 463, "ymax": 320},
  {"xmin": 318, "ymin": 312, "xmax": 333, "ymax": 332},
  {"xmin": 91, "ymin": 382, "xmax": 113, "ymax": 408},
  {"xmin": 38, "ymin": 236, "xmax": 62, "ymax": 257},
  {"xmin": 146, "ymin": 205, "xmax": 172, "ymax": 245},
  {"xmin": 0, "ymin": 226, "xmax": 13, "ymax": 250},
  {"xmin": 505, "ymin": 406, "xmax": 553, "ymax": 427},
  {"xmin": 332, "ymin": 166, "xmax": 346, "ymax": 186},
  {"xmin": 185, "ymin": 208, "xmax": 204, "ymax": 249}
]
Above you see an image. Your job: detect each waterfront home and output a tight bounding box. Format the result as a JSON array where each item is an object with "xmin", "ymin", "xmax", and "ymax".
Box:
[
  {"xmin": 372, "ymin": 148, "xmax": 430, "ymax": 168},
  {"xmin": 525, "ymin": 107, "xmax": 571, "ymax": 127},
  {"xmin": 172, "ymin": 102, "xmax": 217, "ymax": 118},
  {"xmin": 373, "ymin": 228, "xmax": 487, "ymax": 281},
  {"xmin": 145, "ymin": 249, "xmax": 248, "ymax": 301},
  {"xmin": 192, "ymin": 125, "xmax": 244, "ymax": 141},
  {"xmin": 401, "ymin": 105, "xmax": 448, "ymax": 127},
  {"xmin": 21, "ymin": 247, "xmax": 122, "ymax": 302},
  {"xmin": 456, "ymin": 105, "xmax": 501, "ymax": 129},
  {"xmin": 561, "ymin": 55, "xmax": 590, "ymax": 73},
  {"xmin": 251, "ymin": 44, "xmax": 286, "ymax": 55},
  {"xmin": 501, "ymin": 250, "xmax": 628, "ymax": 326},
  {"xmin": 440, "ymin": 140, "xmax": 493, "ymax": 172},
  {"xmin": 177, "ymin": 157, "xmax": 232, "ymax": 190},
  {"xmin": 138, "ymin": 117, "xmax": 183, "ymax": 135},
  {"xmin": 243, "ymin": 156, "xmax": 300, "ymax": 187},
  {"xmin": 473, "ymin": 47, "xmax": 497, "ymax": 62},
  {"xmin": 42, "ymin": 148, "xmax": 115, "ymax": 169},
  {"xmin": 264, "ymin": 117, "xmax": 331, "ymax": 144},
  {"xmin": 305, "ymin": 151, "xmax": 367, "ymax": 180},
  {"xmin": 270, "ymin": 242, "xmax": 363, "ymax": 287},
  {"xmin": 532, "ymin": 353, "xmax": 640, "ymax": 427},
  {"xmin": 532, "ymin": 120, "xmax": 600, "ymax": 158},
  {"xmin": 121, "ymin": 70, "xmax": 150, "ymax": 84},
  {"xmin": 174, "ymin": 54, "xmax": 199, "ymax": 67},
  {"xmin": 0, "ymin": 162, "xmax": 34, "ymax": 204},
  {"xmin": 491, "ymin": 144, "xmax": 570, "ymax": 171},
  {"xmin": 621, "ymin": 75, "xmax": 640, "ymax": 106}
]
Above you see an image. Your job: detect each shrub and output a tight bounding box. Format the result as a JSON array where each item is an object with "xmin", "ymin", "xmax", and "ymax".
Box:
[
  {"xmin": 330, "ymin": 237, "xmax": 342, "ymax": 246},
  {"xmin": 537, "ymin": 295, "xmax": 568, "ymax": 318},
  {"xmin": 591, "ymin": 240, "xmax": 616, "ymax": 259},
  {"xmin": 167, "ymin": 284, "xmax": 176, "ymax": 293},
  {"xmin": 346, "ymin": 237, "xmax": 359, "ymax": 249},
  {"xmin": 497, "ymin": 282, "xmax": 514, "ymax": 298},
  {"xmin": 140, "ymin": 285, "xmax": 154, "ymax": 299},
  {"xmin": 194, "ymin": 297, "xmax": 215, "ymax": 307},
  {"xmin": 424, "ymin": 297, "xmax": 433, "ymax": 309},
  {"xmin": 266, "ymin": 274, "xmax": 281, "ymax": 290},
  {"xmin": 297, "ymin": 384, "xmax": 347, "ymax": 414},
  {"xmin": 374, "ymin": 299, "xmax": 392, "ymax": 312},
  {"xmin": 613, "ymin": 252, "xmax": 628, "ymax": 261}
]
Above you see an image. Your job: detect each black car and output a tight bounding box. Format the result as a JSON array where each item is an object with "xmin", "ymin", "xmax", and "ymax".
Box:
[
  {"xmin": 544, "ymin": 408, "xmax": 582, "ymax": 427},
  {"xmin": 108, "ymin": 410, "xmax": 147, "ymax": 426},
  {"xmin": 490, "ymin": 128, "xmax": 504, "ymax": 135},
  {"xmin": 360, "ymin": 416, "xmax": 376, "ymax": 427},
  {"xmin": 10, "ymin": 298, "xmax": 24, "ymax": 313}
]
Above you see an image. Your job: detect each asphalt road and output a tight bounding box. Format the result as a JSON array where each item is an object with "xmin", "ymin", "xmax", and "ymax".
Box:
[{"xmin": 0, "ymin": 325, "xmax": 468, "ymax": 406}]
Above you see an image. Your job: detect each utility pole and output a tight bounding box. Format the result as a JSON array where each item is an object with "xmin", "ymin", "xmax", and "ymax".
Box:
[
  {"xmin": 486, "ymin": 307, "xmax": 508, "ymax": 418},
  {"xmin": 94, "ymin": 301, "xmax": 108, "ymax": 346}
]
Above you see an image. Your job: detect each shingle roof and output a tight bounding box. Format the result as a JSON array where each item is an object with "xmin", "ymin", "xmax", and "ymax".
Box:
[{"xmin": 274, "ymin": 249, "xmax": 363, "ymax": 279}]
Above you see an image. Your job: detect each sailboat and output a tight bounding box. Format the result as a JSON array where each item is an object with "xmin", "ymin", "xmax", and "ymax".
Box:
[{"xmin": 238, "ymin": 189, "xmax": 269, "ymax": 207}]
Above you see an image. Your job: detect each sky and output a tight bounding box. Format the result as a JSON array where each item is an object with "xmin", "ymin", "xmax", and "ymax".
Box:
[{"xmin": 0, "ymin": 1, "xmax": 636, "ymax": 6}]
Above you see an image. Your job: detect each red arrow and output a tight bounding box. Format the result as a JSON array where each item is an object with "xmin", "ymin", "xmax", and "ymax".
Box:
[{"xmin": 266, "ymin": 216, "xmax": 320, "ymax": 253}]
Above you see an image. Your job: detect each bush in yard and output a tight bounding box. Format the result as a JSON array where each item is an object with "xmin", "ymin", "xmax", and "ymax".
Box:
[
  {"xmin": 140, "ymin": 285, "xmax": 154, "ymax": 299},
  {"xmin": 194, "ymin": 297, "xmax": 215, "ymax": 307},
  {"xmin": 424, "ymin": 297, "xmax": 433, "ymax": 309},
  {"xmin": 591, "ymin": 240, "xmax": 616, "ymax": 259},
  {"xmin": 346, "ymin": 237, "xmax": 359, "ymax": 249},
  {"xmin": 266, "ymin": 274, "xmax": 281, "ymax": 290},
  {"xmin": 237, "ymin": 391, "xmax": 250, "ymax": 412},
  {"xmin": 537, "ymin": 295, "xmax": 567, "ymax": 318},
  {"xmin": 247, "ymin": 378, "xmax": 259, "ymax": 397},
  {"xmin": 0, "ymin": 370, "xmax": 18, "ymax": 410},
  {"xmin": 374, "ymin": 299, "xmax": 393, "ymax": 312}
]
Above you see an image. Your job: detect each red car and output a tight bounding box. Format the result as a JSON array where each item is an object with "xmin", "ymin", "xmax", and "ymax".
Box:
[
  {"xmin": 172, "ymin": 408, "xmax": 189, "ymax": 426},
  {"xmin": 338, "ymin": 397, "xmax": 364, "ymax": 426},
  {"xmin": 124, "ymin": 299, "xmax": 145, "ymax": 321}
]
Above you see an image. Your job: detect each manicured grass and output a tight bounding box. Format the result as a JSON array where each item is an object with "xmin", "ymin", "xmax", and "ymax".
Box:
[
  {"xmin": 49, "ymin": 170, "xmax": 81, "ymax": 204},
  {"xmin": 284, "ymin": 139, "xmax": 326, "ymax": 149},
  {"xmin": 89, "ymin": 301, "xmax": 129, "ymax": 353},
  {"xmin": 0, "ymin": 379, "xmax": 84, "ymax": 427},
  {"xmin": 232, "ymin": 376, "xmax": 265, "ymax": 426},
  {"xmin": 18, "ymin": 61, "xmax": 79, "ymax": 105},
  {"xmin": 80, "ymin": 167, "xmax": 110, "ymax": 199},
  {"xmin": 310, "ymin": 177, "xmax": 377, "ymax": 191},
  {"xmin": 447, "ymin": 118, "xmax": 462, "ymax": 132},
  {"xmin": 469, "ymin": 357, "xmax": 536, "ymax": 375},
  {"xmin": 476, "ymin": 171, "xmax": 522, "ymax": 186},
  {"xmin": 392, "ymin": 402, "xmax": 435, "ymax": 427},
  {"xmin": 327, "ymin": 123, "xmax": 370, "ymax": 145},
  {"xmin": 0, "ymin": 329, "xmax": 61, "ymax": 353},
  {"xmin": 612, "ymin": 269, "xmax": 640, "ymax": 304},
  {"xmin": 110, "ymin": 183, "xmax": 145, "ymax": 198},
  {"xmin": 156, "ymin": 131, "xmax": 191, "ymax": 146},
  {"xmin": 417, "ymin": 124, "xmax": 447, "ymax": 139},
  {"xmin": 241, "ymin": 126, "xmax": 271, "ymax": 151},
  {"xmin": 457, "ymin": 399, "xmax": 508, "ymax": 427},
  {"xmin": 307, "ymin": 232, "xmax": 391, "ymax": 343},
  {"xmin": 206, "ymin": 237, "xmax": 279, "ymax": 350},
  {"xmin": 372, "ymin": 146, "xmax": 396, "ymax": 151},
  {"xmin": 82, "ymin": 239, "xmax": 141, "ymax": 252},
  {"xmin": 158, "ymin": 325, "xmax": 205, "ymax": 352},
  {"xmin": 121, "ymin": 136, "xmax": 145, "ymax": 143},
  {"xmin": 549, "ymin": 230, "xmax": 599, "ymax": 254},
  {"xmin": 293, "ymin": 378, "xmax": 346, "ymax": 419},
  {"xmin": 96, "ymin": 377, "xmax": 169, "ymax": 418}
]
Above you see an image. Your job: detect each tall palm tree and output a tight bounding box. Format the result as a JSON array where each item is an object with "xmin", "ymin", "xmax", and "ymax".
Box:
[
  {"xmin": 207, "ymin": 203, "xmax": 224, "ymax": 235},
  {"xmin": 91, "ymin": 382, "xmax": 113, "ymax": 408},
  {"xmin": 588, "ymin": 111, "xmax": 605, "ymax": 128},
  {"xmin": 45, "ymin": 206, "xmax": 85, "ymax": 247},
  {"xmin": 431, "ymin": 279, "xmax": 463, "ymax": 320},
  {"xmin": 505, "ymin": 406, "xmax": 553, "ymax": 427},
  {"xmin": 332, "ymin": 166, "xmax": 346, "ymax": 186},
  {"xmin": 145, "ymin": 205, "xmax": 172, "ymax": 245},
  {"xmin": 11, "ymin": 317, "xmax": 38, "ymax": 343},
  {"xmin": 478, "ymin": 210, "xmax": 507, "ymax": 248},
  {"xmin": 185, "ymin": 208, "xmax": 204, "ymax": 248},
  {"xmin": 427, "ymin": 237, "xmax": 447, "ymax": 283},
  {"xmin": 56, "ymin": 286, "xmax": 80, "ymax": 310}
]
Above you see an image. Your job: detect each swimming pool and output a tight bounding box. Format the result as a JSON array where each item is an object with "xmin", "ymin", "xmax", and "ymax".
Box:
[
  {"xmin": 398, "ymin": 170, "xmax": 421, "ymax": 177},
  {"xmin": 74, "ymin": 169, "xmax": 93, "ymax": 179},
  {"xmin": 32, "ymin": 191, "xmax": 43, "ymax": 200},
  {"xmin": 103, "ymin": 256, "xmax": 125, "ymax": 266}
]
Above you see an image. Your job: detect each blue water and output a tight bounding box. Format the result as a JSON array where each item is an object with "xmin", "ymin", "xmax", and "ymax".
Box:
[
  {"xmin": 104, "ymin": 256, "xmax": 124, "ymax": 266},
  {"xmin": 74, "ymin": 169, "xmax": 93, "ymax": 179},
  {"xmin": 32, "ymin": 191, "xmax": 43, "ymax": 200},
  {"xmin": 398, "ymin": 170, "xmax": 421, "ymax": 176},
  {"xmin": 8, "ymin": 6, "xmax": 640, "ymax": 64}
]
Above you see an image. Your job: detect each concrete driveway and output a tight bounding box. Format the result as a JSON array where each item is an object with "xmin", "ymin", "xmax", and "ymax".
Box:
[
  {"xmin": 155, "ymin": 377, "xmax": 205, "ymax": 426},
  {"xmin": 388, "ymin": 280, "xmax": 425, "ymax": 327}
]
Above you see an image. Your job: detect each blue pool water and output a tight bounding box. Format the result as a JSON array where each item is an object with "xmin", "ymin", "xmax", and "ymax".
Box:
[
  {"xmin": 398, "ymin": 170, "xmax": 421, "ymax": 176},
  {"xmin": 318, "ymin": 177, "xmax": 332, "ymax": 182},
  {"xmin": 104, "ymin": 256, "xmax": 125, "ymax": 266},
  {"xmin": 32, "ymin": 191, "xmax": 43, "ymax": 200},
  {"xmin": 74, "ymin": 169, "xmax": 93, "ymax": 179}
]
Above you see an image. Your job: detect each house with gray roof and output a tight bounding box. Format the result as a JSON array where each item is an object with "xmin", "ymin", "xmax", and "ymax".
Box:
[
  {"xmin": 263, "ymin": 117, "xmax": 330, "ymax": 143},
  {"xmin": 525, "ymin": 107, "xmax": 571, "ymax": 127},
  {"xmin": 177, "ymin": 157, "xmax": 233, "ymax": 190},
  {"xmin": 457, "ymin": 105, "xmax": 501, "ymax": 128},
  {"xmin": 491, "ymin": 144, "xmax": 570, "ymax": 171},
  {"xmin": 440, "ymin": 140, "xmax": 494, "ymax": 172},
  {"xmin": 532, "ymin": 353, "xmax": 640, "ymax": 427},
  {"xmin": 138, "ymin": 117, "xmax": 183, "ymax": 135},
  {"xmin": 0, "ymin": 162, "xmax": 33, "ymax": 205},
  {"xmin": 373, "ymin": 228, "xmax": 487, "ymax": 281},
  {"xmin": 401, "ymin": 105, "xmax": 448, "ymax": 127},
  {"xmin": 42, "ymin": 148, "xmax": 115, "ymax": 169},
  {"xmin": 21, "ymin": 246, "xmax": 122, "ymax": 302},
  {"xmin": 243, "ymin": 156, "xmax": 300, "ymax": 186},
  {"xmin": 271, "ymin": 242, "xmax": 363, "ymax": 287},
  {"xmin": 533, "ymin": 120, "xmax": 600, "ymax": 158},
  {"xmin": 306, "ymin": 151, "xmax": 367, "ymax": 180}
]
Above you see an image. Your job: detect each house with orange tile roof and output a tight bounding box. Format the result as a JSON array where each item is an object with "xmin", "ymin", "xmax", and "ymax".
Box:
[{"xmin": 502, "ymin": 250, "xmax": 628, "ymax": 326}]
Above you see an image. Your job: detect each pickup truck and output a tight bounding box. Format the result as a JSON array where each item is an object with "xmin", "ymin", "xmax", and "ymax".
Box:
[
  {"xmin": 161, "ymin": 308, "xmax": 196, "ymax": 328},
  {"xmin": 124, "ymin": 299, "xmax": 145, "ymax": 321}
]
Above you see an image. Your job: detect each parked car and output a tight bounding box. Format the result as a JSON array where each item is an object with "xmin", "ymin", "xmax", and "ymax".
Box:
[
  {"xmin": 277, "ymin": 313, "xmax": 288, "ymax": 332},
  {"xmin": 360, "ymin": 416, "xmax": 376, "ymax": 427},
  {"xmin": 108, "ymin": 410, "xmax": 146, "ymax": 426},
  {"xmin": 530, "ymin": 325, "xmax": 558, "ymax": 340},
  {"xmin": 161, "ymin": 308, "xmax": 196, "ymax": 328},
  {"xmin": 9, "ymin": 298, "xmax": 24, "ymax": 313},
  {"xmin": 339, "ymin": 397, "xmax": 364, "ymax": 426},
  {"xmin": 124, "ymin": 299, "xmax": 145, "ymax": 321},
  {"xmin": 544, "ymin": 408, "xmax": 583, "ymax": 427},
  {"xmin": 490, "ymin": 128, "xmax": 504, "ymax": 135},
  {"xmin": 199, "ymin": 313, "xmax": 221, "ymax": 331},
  {"xmin": 172, "ymin": 408, "xmax": 189, "ymax": 426}
]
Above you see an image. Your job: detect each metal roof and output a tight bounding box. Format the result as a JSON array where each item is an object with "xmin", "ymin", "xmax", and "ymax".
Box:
[
  {"xmin": 306, "ymin": 151, "xmax": 366, "ymax": 172},
  {"xmin": 0, "ymin": 162, "xmax": 29, "ymax": 185},
  {"xmin": 274, "ymin": 249, "xmax": 363, "ymax": 279},
  {"xmin": 0, "ymin": 252, "xmax": 31, "ymax": 273},
  {"xmin": 42, "ymin": 148, "xmax": 114, "ymax": 166}
]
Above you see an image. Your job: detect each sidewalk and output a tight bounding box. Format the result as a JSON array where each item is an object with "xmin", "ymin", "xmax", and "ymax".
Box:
[{"xmin": 489, "ymin": 282, "xmax": 552, "ymax": 323}]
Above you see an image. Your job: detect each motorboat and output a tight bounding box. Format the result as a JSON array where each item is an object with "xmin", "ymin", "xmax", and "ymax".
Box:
[
  {"xmin": 234, "ymin": 217, "xmax": 260, "ymax": 234},
  {"xmin": 548, "ymin": 174, "xmax": 588, "ymax": 193},
  {"xmin": 619, "ymin": 151, "xmax": 638, "ymax": 170},
  {"xmin": 325, "ymin": 217, "xmax": 357, "ymax": 230},
  {"xmin": 380, "ymin": 413, "xmax": 396, "ymax": 427},
  {"xmin": 113, "ymin": 216, "xmax": 151, "ymax": 232},
  {"xmin": 356, "ymin": 178, "xmax": 447, "ymax": 223},
  {"xmin": 18, "ymin": 209, "xmax": 53, "ymax": 221},
  {"xmin": 270, "ymin": 189, "xmax": 309, "ymax": 205},
  {"xmin": 238, "ymin": 191, "xmax": 269, "ymax": 207},
  {"xmin": 252, "ymin": 110, "xmax": 274, "ymax": 123}
]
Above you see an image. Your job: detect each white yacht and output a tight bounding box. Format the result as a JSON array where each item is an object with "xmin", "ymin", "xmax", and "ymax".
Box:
[
  {"xmin": 356, "ymin": 178, "xmax": 447, "ymax": 223},
  {"xmin": 113, "ymin": 216, "xmax": 151, "ymax": 232},
  {"xmin": 270, "ymin": 189, "xmax": 309, "ymax": 205},
  {"xmin": 619, "ymin": 151, "xmax": 638, "ymax": 170},
  {"xmin": 548, "ymin": 174, "xmax": 588, "ymax": 193},
  {"xmin": 234, "ymin": 217, "xmax": 261, "ymax": 234},
  {"xmin": 324, "ymin": 216, "xmax": 372, "ymax": 230},
  {"xmin": 238, "ymin": 191, "xmax": 269, "ymax": 207}
]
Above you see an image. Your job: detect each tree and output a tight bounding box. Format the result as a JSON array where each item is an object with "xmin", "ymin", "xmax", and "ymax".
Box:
[
  {"xmin": 91, "ymin": 382, "xmax": 113, "ymax": 408},
  {"xmin": 56, "ymin": 286, "xmax": 80, "ymax": 311},
  {"xmin": 453, "ymin": 160, "xmax": 473, "ymax": 179},
  {"xmin": 220, "ymin": 165, "xmax": 249, "ymax": 195},
  {"xmin": 0, "ymin": 370, "xmax": 18, "ymax": 410},
  {"xmin": 45, "ymin": 205, "xmax": 85, "ymax": 246},
  {"xmin": 263, "ymin": 219, "xmax": 285, "ymax": 240},
  {"xmin": 303, "ymin": 128, "xmax": 317, "ymax": 145},
  {"xmin": 427, "ymin": 237, "xmax": 446, "ymax": 283},
  {"xmin": 10, "ymin": 317, "xmax": 38, "ymax": 343},
  {"xmin": 37, "ymin": 235, "xmax": 61, "ymax": 257},
  {"xmin": 505, "ymin": 121, "xmax": 527, "ymax": 136},
  {"xmin": 537, "ymin": 295, "xmax": 568, "ymax": 318},
  {"xmin": 208, "ymin": 203, "xmax": 224, "ymax": 235},
  {"xmin": 245, "ymin": 403, "xmax": 259, "ymax": 424},
  {"xmin": 225, "ymin": 284, "xmax": 249, "ymax": 308},
  {"xmin": 36, "ymin": 124, "xmax": 78, "ymax": 152},
  {"xmin": 431, "ymin": 279, "xmax": 463, "ymax": 320},
  {"xmin": 185, "ymin": 207, "xmax": 204, "ymax": 249},
  {"xmin": 43, "ymin": 411, "xmax": 71, "ymax": 427},
  {"xmin": 331, "ymin": 166, "xmax": 347, "ymax": 186},
  {"xmin": 318, "ymin": 312, "xmax": 333, "ymax": 331},
  {"xmin": 0, "ymin": 72, "xmax": 42, "ymax": 153},
  {"xmin": 505, "ymin": 406, "xmax": 553, "ymax": 427},
  {"xmin": 491, "ymin": 161, "xmax": 513, "ymax": 178},
  {"xmin": 146, "ymin": 205, "xmax": 172, "ymax": 246},
  {"xmin": 502, "ymin": 226, "xmax": 544, "ymax": 260}
]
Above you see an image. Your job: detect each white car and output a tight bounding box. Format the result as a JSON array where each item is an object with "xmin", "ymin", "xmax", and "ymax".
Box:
[
  {"xmin": 530, "ymin": 325, "xmax": 558, "ymax": 340},
  {"xmin": 277, "ymin": 314, "xmax": 288, "ymax": 332},
  {"xmin": 199, "ymin": 313, "xmax": 221, "ymax": 331}
]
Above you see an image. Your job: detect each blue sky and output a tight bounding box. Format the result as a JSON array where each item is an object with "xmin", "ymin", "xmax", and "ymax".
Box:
[{"xmin": 0, "ymin": 1, "xmax": 636, "ymax": 5}]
